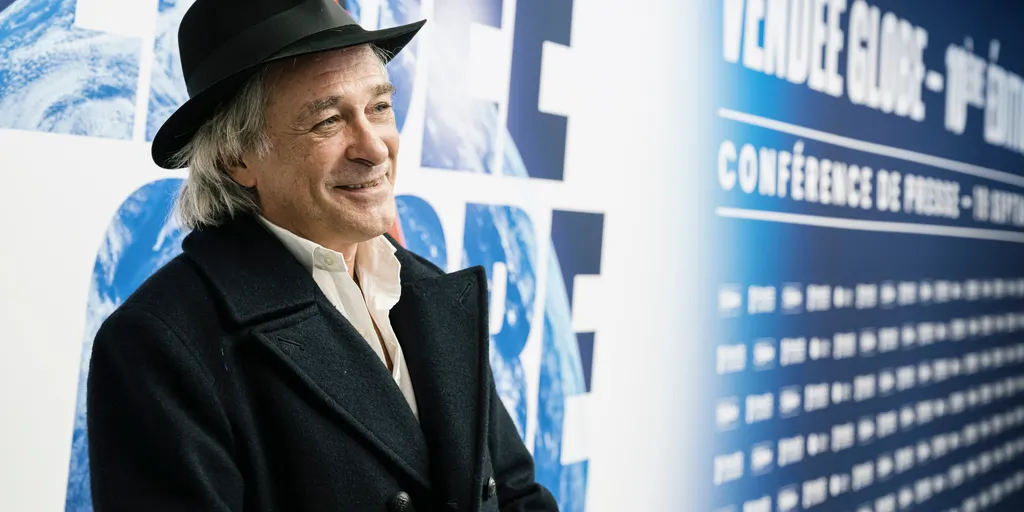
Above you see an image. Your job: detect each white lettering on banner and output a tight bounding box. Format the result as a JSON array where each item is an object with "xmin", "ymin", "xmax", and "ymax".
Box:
[
  {"xmin": 802, "ymin": 477, "xmax": 828, "ymax": 508},
  {"xmin": 807, "ymin": 432, "xmax": 830, "ymax": 457},
  {"xmin": 809, "ymin": 337, "xmax": 831, "ymax": 360},
  {"xmin": 983, "ymin": 40, "xmax": 1024, "ymax": 156},
  {"xmin": 715, "ymin": 452, "xmax": 745, "ymax": 485},
  {"xmin": 832, "ymin": 423, "xmax": 855, "ymax": 452},
  {"xmin": 750, "ymin": 443, "xmax": 775, "ymax": 475},
  {"xmin": 952, "ymin": 318, "xmax": 967, "ymax": 340},
  {"xmin": 723, "ymin": 0, "xmax": 847, "ymax": 96},
  {"xmin": 778, "ymin": 436, "xmax": 806, "ymax": 467},
  {"xmin": 829, "ymin": 472, "xmax": 850, "ymax": 497},
  {"xmin": 878, "ymin": 369, "xmax": 895, "ymax": 395},
  {"xmin": 896, "ymin": 446, "xmax": 915, "ymax": 473},
  {"xmin": 859, "ymin": 330, "xmax": 877, "ymax": 355},
  {"xmin": 917, "ymin": 400, "xmax": 934, "ymax": 425},
  {"xmin": 854, "ymin": 374, "xmax": 876, "ymax": 401},
  {"xmin": 833, "ymin": 286, "xmax": 854, "ymax": 308},
  {"xmin": 743, "ymin": 496, "xmax": 771, "ymax": 512},
  {"xmin": 921, "ymin": 360, "xmax": 937, "ymax": 385},
  {"xmin": 875, "ymin": 493, "xmax": 896, "ymax": 512},
  {"xmin": 782, "ymin": 283, "xmax": 804, "ymax": 313},
  {"xmin": 856, "ymin": 283, "xmax": 878, "ymax": 309},
  {"xmin": 719, "ymin": 284, "xmax": 743, "ymax": 316},
  {"xmin": 806, "ymin": 383, "xmax": 830, "ymax": 411},
  {"xmin": 920, "ymin": 281, "xmax": 934, "ymax": 302},
  {"xmin": 830, "ymin": 381, "xmax": 852, "ymax": 405},
  {"xmin": 834, "ymin": 332, "xmax": 857, "ymax": 359},
  {"xmin": 967, "ymin": 280, "xmax": 982, "ymax": 300},
  {"xmin": 852, "ymin": 461, "xmax": 874, "ymax": 491},
  {"xmin": 748, "ymin": 285, "xmax": 777, "ymax": 314},
  {"xmin": 933, "ymin": 434, "xmax": 949, "ymax": 458},
  {"xmin": 777, "ymin": 487, "xmax": 799, "ymax": 512},
  {"xmin": 918, "ymin": 323, "xmax": 935, "ymax": 346},
  {"xmin": 877, "ymin": 453, "xmax": 894, "ymax": 480},
  {"xmin": 878, "ymin": 327, "xmax": 899, "ymax": 353},
  {"xmin": 898, "ymin": 281, "xmax": 918, "ymax": 305},
  {"xmin": 717, "ymin": 397, "xmax": 741, "ymax": 431},
  {"xmin": 717, "ymin": 344, "xmax": 747, "ymax": 374},
  {"xmin": 724, "ymin": 0, "xmax": 939, "ymax": 114},
  {"xmin": 881, "ymin": 282, "xmax": 897, "ymax": 307},
  {"xmin": 746, "ymin": 393, "xmax": 775, "ymax": 424},
  {"xmin": 780, "ymin": 337, "xmax": 807, "ymax": 366},
  {"xmin": 916, "ymin": 441, "xmax": 932, "ymax": 465},
  {"xmin": 754, "ymin": 339, "xmax": 778, "ymax": 369},
  {"xmin": 807, "ymin": 284, "xmax": 833, "ymax": 311},
  {"xmin": 904, "ymin": 174, "xmax": 961, "ymax": 218},
  {"xmin": 716, "ymin": 139, "xmax": 953, "ymax": 216},
  {"xmin": 780, "ymin": 387, "xmax": 802, "ymax": 417},
  {"xmin": 846, "ymin": 1, "xmax": 927, "ymax": 119},
  {"xmin": 900, "ymin": 406, "xmax": 916, "ymax": 430}
]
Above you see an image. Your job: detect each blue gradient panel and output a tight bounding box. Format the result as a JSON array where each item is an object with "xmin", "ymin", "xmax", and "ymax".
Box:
[
  {"xmin": 0, "ymin": 0, "xmax": 138, "ymax": 138},
  {"xmin": 395, "ymin": 194, "xmax": 448, "ymax": 270},
  {"xmin": 506, "ymin": 0, "xmax": 572, "ymax": 181},
  {"xmin": 550, "ymin": 210, "xmax": 604, "ymax": 392},
  {"xmin": 711, "ymin": 1, "xmax": 1024, "ymax": 511},
  {"xmin": 353, "ymin": 0, "xmax": 422, "ymax": 133},
  {"xmin": 462, "ymin": 203, "xmax": 537, "ymax": 435},
  {"xmin": 537, "ymin": 249, "xmax": 589, "ymax": 512},
  {"xmin": 421, "ymin": 0, "xmax": 502, "ymax": 172},
  {"xmin": 65, "ymin": 179, "xmax": 188, "ymax": 512},
  {"xmin": 146, "ymin": 0, "xmax": 189, "ymax": 141}
]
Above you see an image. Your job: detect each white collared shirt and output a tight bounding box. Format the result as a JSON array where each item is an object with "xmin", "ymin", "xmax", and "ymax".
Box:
[{"xmin": 258, "ymin": 217, "xmax": 418, "ymax": 420}]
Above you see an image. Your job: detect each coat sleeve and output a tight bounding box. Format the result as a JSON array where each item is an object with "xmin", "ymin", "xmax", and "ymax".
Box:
[
  {"xmin": 87, "ymin": 306, "xmax": 243, "ymax": 512},
  {"xmin": 487, "ymin": 373, "xmax": 560, "ymax": 511}
]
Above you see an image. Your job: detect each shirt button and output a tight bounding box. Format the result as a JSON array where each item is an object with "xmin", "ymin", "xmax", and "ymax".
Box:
[{"xmin": 323, "ymin": 256, "xmax": 335, "ymax": 266}]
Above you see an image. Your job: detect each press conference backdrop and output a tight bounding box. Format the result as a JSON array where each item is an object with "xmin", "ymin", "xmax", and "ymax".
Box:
[
  {"xmin": 0, "ymin": 0, "xmax": 705, "ymax": 510},
  {"xmin": 3, "ymin": 0, "xmax": 1024, "ymax": 511},
  {"xmin": 712, "ymin": 1, "xmax": 1024, "ymax": 512}
]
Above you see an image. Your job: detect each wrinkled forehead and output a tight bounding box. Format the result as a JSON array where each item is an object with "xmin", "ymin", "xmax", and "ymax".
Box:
[{"xmin": 265, "ymin": 44, "xmax": 386, "ymax": 101}]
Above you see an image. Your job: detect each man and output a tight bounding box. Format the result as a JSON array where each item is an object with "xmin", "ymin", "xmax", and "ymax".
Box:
[{"xmin": 85, "ymin": 1, "xmax": 558, "ymax": 511}]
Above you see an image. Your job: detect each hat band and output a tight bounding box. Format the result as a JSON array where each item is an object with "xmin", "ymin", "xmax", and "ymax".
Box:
[{"xmin": 185, "ymin": 0, "xmax": 355, "ymax": 97}]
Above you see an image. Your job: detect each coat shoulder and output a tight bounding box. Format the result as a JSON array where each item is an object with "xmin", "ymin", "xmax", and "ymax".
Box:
[
  {"xmin": 117, "ymin": 254, "xmax": 219, "ymax": 325},
  {"xmin": 98, "ymin": 254, "xmax": 226, "ymax": 366}
]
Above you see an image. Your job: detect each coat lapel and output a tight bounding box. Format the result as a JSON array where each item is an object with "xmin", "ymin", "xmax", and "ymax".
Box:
[
  {"xmin": 181, "ymin": 216, "xmax": 432, "ymax": 490},
  {"xmin": 391, "ymin": 253, "xmax": 490, "ymax": 507}
]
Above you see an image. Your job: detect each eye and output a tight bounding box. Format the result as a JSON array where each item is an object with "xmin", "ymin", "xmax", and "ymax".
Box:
[
  {"xmin": 373, "ymin": 102, "xmax": 392, "ymax": 113},
  {"xmin": 315, "ymin": 115, "xmax": 340, "ymax": 129}
]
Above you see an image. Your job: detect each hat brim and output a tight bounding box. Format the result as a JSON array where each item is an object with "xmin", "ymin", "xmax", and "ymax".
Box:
[{"xmin": 151, "ymin": 20, "xmax": 425, "ymax": 169}]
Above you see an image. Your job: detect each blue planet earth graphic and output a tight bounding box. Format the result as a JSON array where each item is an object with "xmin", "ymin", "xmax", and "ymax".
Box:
[{"xmin": 0, "ymin": 0, "xmax": 588, "ymax": 509}]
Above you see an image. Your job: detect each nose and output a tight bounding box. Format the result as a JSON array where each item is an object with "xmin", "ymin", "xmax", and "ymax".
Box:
[{"xmin": 344, "ymin": 116, "xmax": 389, "ymax": 168}]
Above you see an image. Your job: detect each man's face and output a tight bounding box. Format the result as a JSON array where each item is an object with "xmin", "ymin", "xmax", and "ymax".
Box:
[{"xmin": 232, "ymin": 45, "xmax": 399, "ymax": 249}]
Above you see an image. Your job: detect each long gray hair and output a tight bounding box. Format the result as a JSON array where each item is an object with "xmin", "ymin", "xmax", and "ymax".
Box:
[{"xmin": 170, "ymin": 44, "xmax": 393, "ymax": 230}]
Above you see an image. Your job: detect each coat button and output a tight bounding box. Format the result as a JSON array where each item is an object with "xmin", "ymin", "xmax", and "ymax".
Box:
[
  {"xmin": 483, "ymin": 477, "xmax": 497, "ymax": 500},
  {"xmin": 388, "ymin": 491, "xmax": 411, "ymax": 512}
]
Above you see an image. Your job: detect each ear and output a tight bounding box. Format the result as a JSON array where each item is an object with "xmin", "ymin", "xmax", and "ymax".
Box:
[{"xmin": 227, "ymin": 158, "xmax": 258, "ymax": 188}]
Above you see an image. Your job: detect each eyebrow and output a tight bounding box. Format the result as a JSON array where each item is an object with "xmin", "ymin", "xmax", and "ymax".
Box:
[{"xmin": 295, "ymin": 82, "xmax": 396, "ymax": 123}]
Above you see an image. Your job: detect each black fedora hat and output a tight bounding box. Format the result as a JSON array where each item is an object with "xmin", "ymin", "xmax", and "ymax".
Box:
[{"xmin": 151, "ymin": 0, "xmax": 425, "ymax": 169}]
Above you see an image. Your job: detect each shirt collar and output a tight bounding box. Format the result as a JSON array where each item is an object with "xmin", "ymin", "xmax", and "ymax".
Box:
[
  {"xmin": 257, "ymin": 216, "xmax": 402, "ymax": 298},
  {"xmin": 257, "ymin": 216, "xmax": 330, "ymax": 273}
]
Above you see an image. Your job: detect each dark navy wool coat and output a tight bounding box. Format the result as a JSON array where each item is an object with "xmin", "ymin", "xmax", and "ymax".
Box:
[{"xmin": 86, "ymin": 214, "xmax": 557, "ymax": 512}]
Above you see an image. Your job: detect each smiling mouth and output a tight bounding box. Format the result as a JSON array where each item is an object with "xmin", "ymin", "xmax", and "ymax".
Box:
[{"xmin": 336, "ymin": 178, "xmax": 383, "ymax": 190}]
